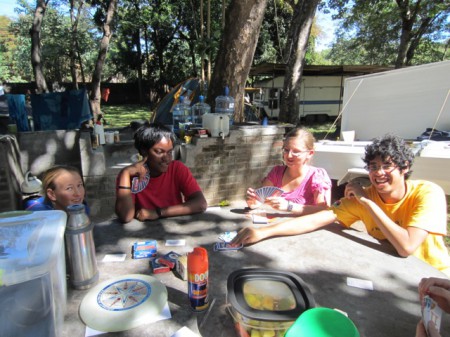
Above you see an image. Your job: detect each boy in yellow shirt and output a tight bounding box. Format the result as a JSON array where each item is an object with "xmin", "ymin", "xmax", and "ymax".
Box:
[{"xmin": 232, "ymin": 134, "xmax": 450, "ymax": 276}]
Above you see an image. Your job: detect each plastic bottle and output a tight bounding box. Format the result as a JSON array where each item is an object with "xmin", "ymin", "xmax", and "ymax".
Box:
[
  {"xmin": 183, "ymin": 90, "xmax": 192, "ymax": 107},
  {"xmin": 20, "ymin": 171, "xmax": 43, "ymax": 209},
  {"xmin": 65, "ymin": 204, "xmax": 99, "ymax": 290},
  {"xmin": 187, "ymin": 247, "xmax": 209, "ymax": 311},
  {"xmin": 94, "ymin": 117, "xmax": 105, "ymax": 145},
  {"xmin": 191, "ymin": 95, "xmax": 211, "ymax": 128},
  {"xmin": 172, "ymin": 96, "xmax": 191, "ymax": 139},
  {"xmin": 114, "ymin": 130, "xmax": 120, "ymax": 143},
  {"xmin": 215, "ymin": 86, "xmax": 235, "ymax": 125}
]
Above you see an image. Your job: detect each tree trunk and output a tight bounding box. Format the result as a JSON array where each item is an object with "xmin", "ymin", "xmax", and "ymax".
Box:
[
  {"xmin": 69, "ymin": 0, "xmax": 84, "ymax": 90},
  {"xmin": 208, "ymin": 0, "xmax": 268, "ymax": 123},
  {"xmin": 394, "ymin": 0, "xmax": 415, "ymax": 68},
  {"xmin": 133, "ymin": 29, "xmax": 144, "ymax": 104},
  {"xmin": 279, "ymin": 0, "xmax": 321, "ymax": 124},
  {"xmin": 89, "ymin": 0, "xmax": 117, "ymax": 118},
  {"xmin": 30, "ymin": 0, "xmax": 49, "ymax": 94}
]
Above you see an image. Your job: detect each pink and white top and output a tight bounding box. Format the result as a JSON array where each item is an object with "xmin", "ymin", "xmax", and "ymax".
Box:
[{"xmin": 265, "ymin": 165, "xmax": 332, "ymax": 205}]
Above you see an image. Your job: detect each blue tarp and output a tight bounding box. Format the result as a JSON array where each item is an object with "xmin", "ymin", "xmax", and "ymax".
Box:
[
  {"xmin": 6, "ymin": 94, "xmax": 30, "ymax": 132},
  {"xmin": 30, "ymin": 88, "xmax": 93, "ymax": 131}
]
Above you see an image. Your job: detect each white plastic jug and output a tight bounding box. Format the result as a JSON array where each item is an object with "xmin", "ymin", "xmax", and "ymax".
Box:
[
  {"xmin": 21, "ymin": 171, "xmax": 42, "ymax": 194},
  {"xmin": 202, "ymin": 113, "xmax": 230, "ymax": 138}
]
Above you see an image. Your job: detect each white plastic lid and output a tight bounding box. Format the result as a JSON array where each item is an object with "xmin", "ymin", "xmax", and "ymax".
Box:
[{"xmin": 0, "ymin": 210, "xmax": 67, "ymax": 286}]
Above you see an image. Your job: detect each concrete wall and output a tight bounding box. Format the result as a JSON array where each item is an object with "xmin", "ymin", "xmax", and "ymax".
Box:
[
  {"xmin": 16, "ymin": 130, "xmax": 82, "ymax": 176},
  {"xmin": 182, "ymin": 126, "xmax": 285, "ymax": 204},
  {"xmin": 7, "ymin": 126, "xmax": 287, "ymax": 221}
]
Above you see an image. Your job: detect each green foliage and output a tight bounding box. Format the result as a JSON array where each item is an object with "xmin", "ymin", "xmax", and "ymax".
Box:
[
  {"xmin": 253, "ymin": 1, "xmax": 325, "ymax": 66},
  {"xmin": 2, "ymin": 0, "xmax": 449, "ymax": 98},
  {"xmin": 3, "ymin": 1, "xmax": 99, "ymax": 84},
  {"xmin": 0, "ymin": 15, "xmax": 17, "ymax": 81},
  {"xmin": 326, "ymin": 0, "xmax": 450, "ymax": 66}
]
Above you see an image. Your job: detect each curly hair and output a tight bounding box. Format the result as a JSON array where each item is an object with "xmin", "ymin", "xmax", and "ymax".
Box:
[
  {"xmin": 134, "ymin": 122, "xmax": 177, "ymax": 156},
  {"xmin": 363, "ymin": 134, "xmax": 415, "ymax": 179}
]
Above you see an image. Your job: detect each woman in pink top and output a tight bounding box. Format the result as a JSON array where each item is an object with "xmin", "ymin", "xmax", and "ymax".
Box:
[{"xmin": 247, "ymin": 127, "xmax": 331, "ymax": 215}]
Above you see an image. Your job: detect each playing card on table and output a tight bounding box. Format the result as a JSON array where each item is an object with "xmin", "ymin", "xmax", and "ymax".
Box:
[
  {"xmin": 213, "ymin": 242, "xmax": 243, "ymax": 251},
  {"xmin": 254, "ymin": 186, "xmax": 284, "ymax": 203},
  {"xmin": 422, "ymin": 295, "xmax": 442, "ymax": 334}
]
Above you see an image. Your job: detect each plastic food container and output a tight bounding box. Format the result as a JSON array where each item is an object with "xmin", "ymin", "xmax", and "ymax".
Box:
[
  {"xmin": 227, "ymin": 268, "xmax": 315, "ymax": 337},
  {"xmin": 0, "ymin": 210, "xmax": 67, "ymax": 337}
]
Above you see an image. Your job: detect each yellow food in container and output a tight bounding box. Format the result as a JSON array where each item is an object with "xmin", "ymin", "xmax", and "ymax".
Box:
[{"xmin": 227, "ymin": 269, "xmax": 315, "ymax": 337}]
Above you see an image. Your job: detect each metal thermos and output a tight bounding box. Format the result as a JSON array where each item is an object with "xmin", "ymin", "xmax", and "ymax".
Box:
[{"xmin": 65, "ymin": 204, "xmax": 99, "ymax": 289}]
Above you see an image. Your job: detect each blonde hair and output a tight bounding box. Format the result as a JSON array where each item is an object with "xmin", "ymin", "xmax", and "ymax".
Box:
[
  {"xmin": 284, "ymin": 127, "xmax": 316, "ymax": 150},
  {"xmin": 42, "ymin": 165, "xmax": 84, "ymax": 203}
]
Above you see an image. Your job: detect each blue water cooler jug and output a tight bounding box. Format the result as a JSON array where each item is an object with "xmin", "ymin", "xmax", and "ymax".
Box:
[
  {"xmin": 191, "ymin": 95, "xmax": 211, "ymax": 128},
  {"xmin": 215, "ymin": 86, "xmax": 235, "ymax": 125}
]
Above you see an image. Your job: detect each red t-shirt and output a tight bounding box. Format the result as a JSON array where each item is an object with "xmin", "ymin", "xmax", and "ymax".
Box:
[{"xmin": 118, "ymin": 160, "xmax": 201, "ymax": 211}]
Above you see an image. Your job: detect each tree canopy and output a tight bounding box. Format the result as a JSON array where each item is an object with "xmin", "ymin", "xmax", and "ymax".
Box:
[
  {"xmin": 327, "ymin": 0, "xmax": 450, "ymax": 67},
  {"xmin": 0, "ymin": 0, "xmax": 448, "ymax": 104}
]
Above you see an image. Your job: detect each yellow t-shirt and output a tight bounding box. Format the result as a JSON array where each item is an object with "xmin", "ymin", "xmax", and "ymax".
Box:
[{"xmin": 331, "ymin": 180, "xmax": 450, "ymax": 276}]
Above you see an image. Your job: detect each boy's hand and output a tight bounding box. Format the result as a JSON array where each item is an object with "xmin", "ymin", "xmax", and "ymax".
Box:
[{"xmin": 230, "ymin": 227, "xmax": 264, "ymax": 246}]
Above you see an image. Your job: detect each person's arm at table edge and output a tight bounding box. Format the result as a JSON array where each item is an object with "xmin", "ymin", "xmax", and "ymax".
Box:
[
  {"xmin": 136, "ymin": 191, "xmax": 208, "ymax": 221},
  {"xmin": 355, "ymin": 196, "xmax": 428, "ymax": 257},
  {"xmin": 115, "ymin": 168, "xmax": 136, "ymax": 223},
  {"xmin": 289, "ymin": 188, "xmax": 331, "ymax": 215},
  {"xmin": 157, "ymin": 191, "xmax": 208, "ymax": 218},
  {"xmin": 231, "ymin": 209, "xmax": 338, "ymax": 246}
]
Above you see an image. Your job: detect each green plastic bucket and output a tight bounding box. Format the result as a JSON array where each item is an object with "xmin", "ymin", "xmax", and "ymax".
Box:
[{"xmin": 284, "ymin": 307, "xmax": 360, "ymax": 337}]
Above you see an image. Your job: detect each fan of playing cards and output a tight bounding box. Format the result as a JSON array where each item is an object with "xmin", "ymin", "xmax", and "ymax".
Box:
[{"xmin": 254, "ymin": 186, "xmax": 284, "ymax": 203}]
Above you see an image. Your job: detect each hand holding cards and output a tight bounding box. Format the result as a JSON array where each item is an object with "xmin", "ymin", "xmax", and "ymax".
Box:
[
  {"xmin": 254, "ymin": 186, "xmax": 284, "ymax": 203},
  {"xmin": 131, "ymin": 163, "xmax": 150, "ymax": 194},
  {"xmin": 422, "ymin": 295, "xmax": 443, "ymax": 334},
  {"xmin": 218, "ymin": 231, "xmax": 238, "ymax": 243},
  {"xmin": 215, "ymin": 231, "xmax": 243, "ymax": 251}
]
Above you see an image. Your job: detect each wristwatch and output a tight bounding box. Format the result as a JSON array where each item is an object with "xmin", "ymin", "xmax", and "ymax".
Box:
[
  {"xmin": 155, "ymin": 207, "xmax": 163, "ymax": 218},
  {"xmin": 287, "ymin": 201, "xmax": 293, "ymax": 212}
]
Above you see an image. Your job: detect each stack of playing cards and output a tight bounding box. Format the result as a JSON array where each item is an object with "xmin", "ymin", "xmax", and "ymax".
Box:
[
  {"xmin": 158, "ymin": 251, "xmax": 182, "ymax": 269},
  {"xmin": 132, "ymin": 240, "xmax": 157, "ymax": 259},
  {"xmin": 422, "ymin": 295, "xmax": 443, "ymax": 334},
  {"xmin": 150, "ymin": 257, "xmax": 171, "ymax": 274},
  {"xmin": 150, "ymin": 251, "xmax": 183, "ymax": 274},
  {"xmin": 213, "ymin": 242, "xmax": 243, "ymax": 251},
  {"xmin": 254, "ymin": 186, "xmax": 284, "ymax": 203}
]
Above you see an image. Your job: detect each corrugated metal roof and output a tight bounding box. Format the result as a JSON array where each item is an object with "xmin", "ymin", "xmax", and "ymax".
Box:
[{"xmin": 249, "ymin": 62, "xmax": 393, "ymax": 77}]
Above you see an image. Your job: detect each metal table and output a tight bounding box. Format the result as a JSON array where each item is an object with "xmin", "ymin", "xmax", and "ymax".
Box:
[{"xmin": 62, "ymin": 203, "xmax": 449, "ymax": 337}]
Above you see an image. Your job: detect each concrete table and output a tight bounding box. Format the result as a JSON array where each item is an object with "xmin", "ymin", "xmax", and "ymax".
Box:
[{"xmin": 62, "ymin": 204, "xmax": 449, "ymax": 337}]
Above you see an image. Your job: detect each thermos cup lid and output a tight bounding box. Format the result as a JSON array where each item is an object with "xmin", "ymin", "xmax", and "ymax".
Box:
[{"xmin": 67, "ymin": 204, "xmax": 86, "ymax": 212}]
